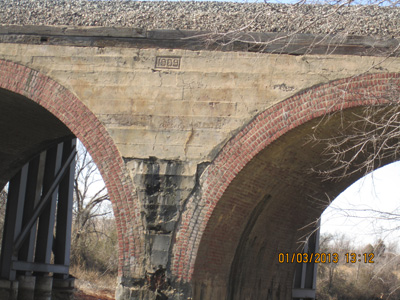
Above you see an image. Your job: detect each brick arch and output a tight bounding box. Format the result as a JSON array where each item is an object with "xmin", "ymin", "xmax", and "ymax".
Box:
[
  {"xmin": 172, "ymin": 72, "xmax": 400, "ymax": 283},
  {"xmin": 0, "ymin": 59, "xmax": 145, "ymax": 277}
]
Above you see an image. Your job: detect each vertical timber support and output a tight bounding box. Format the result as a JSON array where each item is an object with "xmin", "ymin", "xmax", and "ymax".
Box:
[
  {"xmin": 52, "ymin": 139, "xmax": 76, "ymax": 300},
  {"xmin": 0, "ymin": 138, "xmax": 76, "ymax": 300},
  {"xmin": 292, "ymin": 223, "xmax": 320, "ymax": 300},
  {"xmin": 35, "ymin": 143, "xmax": 63, "ymax": 266},
  {"xmin": 54, "ymin": 139, "xmax": 76, "ymax": 277},
  {"xmin": 0, "ymin": 164, "xmax": 29, "ymax": 281},
  {"xmin": 18, "ymin": 154, "xmax": 45, "ymax": 266}
]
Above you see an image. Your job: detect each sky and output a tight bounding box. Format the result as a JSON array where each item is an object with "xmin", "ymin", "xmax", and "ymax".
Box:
[{"xmin": 321, "ymin": 161, "xmax": 400, "ymax": 248}]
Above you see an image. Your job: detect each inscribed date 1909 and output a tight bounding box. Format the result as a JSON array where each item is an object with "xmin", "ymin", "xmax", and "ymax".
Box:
[{"xmin": 155, "ymin": 56, "xmax": 181, "ymax": 69}]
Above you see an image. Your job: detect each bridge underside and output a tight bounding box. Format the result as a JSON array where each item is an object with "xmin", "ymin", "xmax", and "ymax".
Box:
[
  {"xmin": 0, "ymin": 88, "xmax": 76, "ymax": 299},
  {"xmin": 0, "ymin": 88, "xmax": 74, "ymax": 188},
  {"xmin": 192, "ymin": 107, "xmax": 393, "ymax": 300}
]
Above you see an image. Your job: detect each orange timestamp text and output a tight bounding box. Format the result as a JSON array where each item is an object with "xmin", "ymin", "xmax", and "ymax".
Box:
[{"xmin": 278, "ymin": 252, "xmax": 375, "ymax": 264}]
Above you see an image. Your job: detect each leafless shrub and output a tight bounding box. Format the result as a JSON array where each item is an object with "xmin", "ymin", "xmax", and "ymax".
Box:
[
  {"xmin": 317, "ymin": 235, "xmax": 400, "ymax": 300},
  {"xmin": 71, "ymin": 142, "xmax": 118, "ymax": 275}
]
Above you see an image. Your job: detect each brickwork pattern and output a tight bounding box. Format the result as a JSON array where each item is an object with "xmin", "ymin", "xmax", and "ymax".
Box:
[
  {"xmin": 172, "ymin": 72, "xmax": 400, "ymax": 282},
  {"xmin": 0, "ymin": 59, "xmax": 145, "ymax": 277}
]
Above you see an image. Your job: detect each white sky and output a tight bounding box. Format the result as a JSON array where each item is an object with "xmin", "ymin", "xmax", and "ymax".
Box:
[{"xmin": 321, "ymin": 161, "xmax": 400, "ymax": 247}]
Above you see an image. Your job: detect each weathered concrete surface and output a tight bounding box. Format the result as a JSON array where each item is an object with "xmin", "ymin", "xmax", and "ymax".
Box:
[
  {"xmin": 1, "ymin": 35, "xmax": 399, "ymax": 163},
  {"xmin": 1, "ymin": 27, "xmax": 400, "ymax": 300}
]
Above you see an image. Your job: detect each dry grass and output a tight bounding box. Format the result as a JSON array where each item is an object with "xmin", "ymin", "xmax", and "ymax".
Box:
[{"xmin": 70, "ymin": 264, "xmax": 116, "ymax": 299}]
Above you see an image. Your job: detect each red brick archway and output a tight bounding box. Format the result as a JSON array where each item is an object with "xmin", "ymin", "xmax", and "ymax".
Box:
[
  {"xmin": 0, "ymin": 59, "xmax": 145, "ymax": 277},
  {"xmin": 172, "ymin": 72, "xmax": 400, "ymax": 286}
]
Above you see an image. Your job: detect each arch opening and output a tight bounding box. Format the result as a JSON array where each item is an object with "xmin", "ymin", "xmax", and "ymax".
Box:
[
  {"xmin": 192, "ymin": 109, "xmax": 373, "ymax": 299},
  {"xmin": 0, "ymin": 88, "xmax": 73, "ymax": 188},
  {"xmin": 175, "ymin": 73, "xmax": 400, "ymax": 300},
  {"xmin": 0, "ymin": 60, "xmax": 145, "ymax": 283},
  {"xmin": 0, "ymin": 88, "xmax": 78, "ymax": 298}
]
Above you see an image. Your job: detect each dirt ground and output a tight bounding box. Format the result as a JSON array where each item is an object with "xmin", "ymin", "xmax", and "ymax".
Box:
[{"xmin": 74, "ymin": 289, "xmax": 115, "ymax": 300}]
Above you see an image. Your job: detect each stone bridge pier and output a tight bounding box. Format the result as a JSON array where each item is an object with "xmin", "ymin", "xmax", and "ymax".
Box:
[{"xmin": 0, "ymin": 25, "xmax": 400, "ymax": 300}]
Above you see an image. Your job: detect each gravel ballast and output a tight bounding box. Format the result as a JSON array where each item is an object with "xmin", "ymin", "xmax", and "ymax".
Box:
[{"xmin": 0, "ymin": 1, "xmax": 400, "ymax": 37}]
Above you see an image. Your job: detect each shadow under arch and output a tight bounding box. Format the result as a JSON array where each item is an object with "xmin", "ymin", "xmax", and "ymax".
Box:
[
  {"xmin": 171, "ymin": 72, "xmax": 400, "ymax": 299},
  {"xmin": 0, "ymin": 59, "xmax": 145, "ymax": 278}
]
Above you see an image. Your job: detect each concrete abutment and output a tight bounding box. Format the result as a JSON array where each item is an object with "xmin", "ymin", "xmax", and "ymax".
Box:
[{"xmin": 0, "ymin": 279, "xmax": 18, "ymax": 300}]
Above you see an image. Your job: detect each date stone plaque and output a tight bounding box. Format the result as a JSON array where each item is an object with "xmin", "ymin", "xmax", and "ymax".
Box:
[{"xmin": 155, "ymin": 56, "xmax": 181, "ymax": 69}]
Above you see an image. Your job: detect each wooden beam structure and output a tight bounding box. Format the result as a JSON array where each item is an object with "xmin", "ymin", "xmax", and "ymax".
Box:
[
  {"xmin": 0, "ymin": 25, "xmax": 399, "ymax": 57},
  {"xmin": 0, "ymin": 138, "xmax": 76, "ymax": 281}
]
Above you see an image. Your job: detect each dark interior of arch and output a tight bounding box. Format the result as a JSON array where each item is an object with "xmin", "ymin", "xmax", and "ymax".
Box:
[
  {"xmin": 192, "ymin": 106, "xmax": 396, "ymax": 300},
  {"xmin": 0, "ymin": 88, "xmax": 73, "ymax": 189}
]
